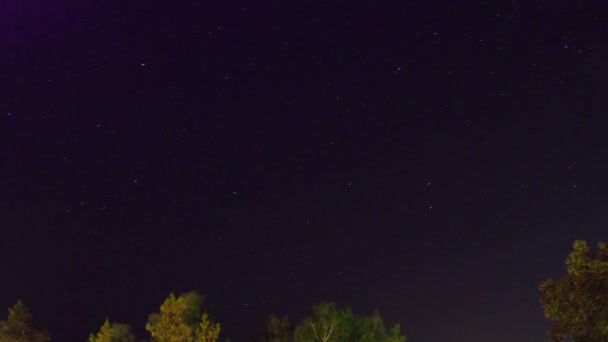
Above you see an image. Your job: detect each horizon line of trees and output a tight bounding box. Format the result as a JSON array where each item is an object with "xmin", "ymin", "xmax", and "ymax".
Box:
[
  {"xmin": 0, "ymin": 292, "xmax": 406, "ymax": 342},
  {"xmin": 3, "ymin": 240, "xmax": 608, "ymax": 342}
]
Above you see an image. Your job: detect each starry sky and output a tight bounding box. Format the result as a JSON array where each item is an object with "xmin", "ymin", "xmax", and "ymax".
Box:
[{"xmin": 2, "ymin": 1, "xmax": 608, "ymax": 341}]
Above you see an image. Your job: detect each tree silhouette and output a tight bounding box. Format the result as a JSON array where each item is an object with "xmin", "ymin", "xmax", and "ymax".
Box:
[
  {"xmin": 540, "ymin": 240, "xmax": 608, "ymax": 342},
  {"xmin": 254, "ymin": 315, "xmax": 291, "ymax": 342},
  {"xmin": 88, "ymin": 318, "xmax": 136, "ymax": 342},
  {"xmin": 294, "ymin": 302, "xmax": 406, "ymax": 342},
  {"xmin": 0, "ymin": 300, "xmax": 49, "ymax": 342},
  {"xmin": 146, "ymin": 291, "xmax": 220, "ymax": 342}
]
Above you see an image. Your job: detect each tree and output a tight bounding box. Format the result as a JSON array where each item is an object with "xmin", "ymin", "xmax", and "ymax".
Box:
[
  {"xmin": 349, "ymin": 311, "xmax": 405, "ymax": 342},
  {"xmin": 0, "ymin": 300, "xmax": 50, "ymax": 342},
  {"xmin": 145, "ymin": 291, "xmax": 221, "ymax": 342},
  {"xmin": 540, "ymin": 240, "xmax": 608, "ymax": 342},
  {"xmin": 294, "ymin": 303, "xmax": 351, "ymax": 342},
  {"xmin": 195, "ymin": 313, "xmax": 221, "ymax": 342},
  {"xmin": 254, "ymin": 315, "xmax": 291, "ymax": 342},
  {"xmin": 95, "ymin": 320, "xmax": 114, "ymax": 342},
  {"xmin": 88, "ymin": 319, "xmax": 136, "ymax": 342},
  {"xmin": 294, "ymin": 302, "xmax": 406, "ymax": 342}
]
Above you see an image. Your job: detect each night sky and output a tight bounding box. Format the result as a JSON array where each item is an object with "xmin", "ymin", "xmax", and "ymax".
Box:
[{"xmin": 2, "ymin": 1, "xmax": 608, "ymax": 341}]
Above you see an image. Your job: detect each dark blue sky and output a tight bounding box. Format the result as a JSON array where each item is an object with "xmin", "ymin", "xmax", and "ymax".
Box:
[{"xmin": 2, "ymin": 1, "xmax": 608, "ymax": 341}]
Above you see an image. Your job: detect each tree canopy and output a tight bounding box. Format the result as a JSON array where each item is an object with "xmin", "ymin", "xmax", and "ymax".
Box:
[
  {"xmin": 0, "ymin": 291, "xmax": 408, "ymax": 342},
  {"xmin": 254, "ymin": 315, "xmax": 291, "ymax": 342},
  {"xmin": 294, "ymin": 302, "xmax": 406, "ymax": 342},
  {"xmin": 145, "ymin": 291, "xmax": 221, "ymax": 342},
  {"xmin": 88, "ymin": 319, "xmax": 136, "ymax": 342},
  {"xmin": 540, "ymin": 240, "xmax": 608, "ymax": 342},
  {"xmin": 0, "ymin": 300, "xmax": 50, "ymax": 342}
]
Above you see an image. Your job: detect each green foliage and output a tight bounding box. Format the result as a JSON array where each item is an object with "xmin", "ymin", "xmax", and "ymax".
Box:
[
  {"xmin": 0, "ymin": 292, "xmax": 405, "ymax": 342},
  {"xmin": 145, "ymin": 291, "xmax": 221, "ymax": 342},
  {"xmin": 180, "ymin": 292, "xmax": 206, "ymax": 327},
  {"xmin": 195, "ymin": 313, "xmax": 221, "ymax": 342},
  {"xmin": 294, "ymin": 303, "xmax": 351, "ymax": 342},
  {"xmin": 540, "ymin": 240, "xmax": 608, "ymax": 342},
  {"xmin": 89, "ymin": 319, "xmax": 136, "ymax": 342},
  {"xmin": 111, "ymin": 323, "xmax": 137, "ymax": 342},
  {"xmin": 0, "ymin": 300, "xmax": 50, "ymax": 342},
  {"xmin": 294, "ymin": 302, "xmax": 406, "ymax": 342},
  {"xmin": 349, "ymin": 311, "xmax": 405, "ymax": 342},
  {"xmin": 254, "ymin": 315, "xmax": 291, "ymax": 342},
  {"xmin": 97, "ymin": 319, "xmax": 113, "ymax": 342}
]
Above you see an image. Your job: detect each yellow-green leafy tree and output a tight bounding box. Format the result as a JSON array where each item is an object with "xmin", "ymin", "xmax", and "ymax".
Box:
[
  {"xmin": 195, "ymin": 313, "xmax": 221, "ymax": 342},
  {"xmin": 540, "ymin": 240, "xmax": 608, "ymax": 342},
  {"xmin": 146, "ymin": 291, "xmax": 220, "ymax": 342},
  {"xmin": 0, "ymin": 300, "xmax": 50, "ymax": 342},
  {"xmin": 88, "ymin": 318, "xmax": 136, "ymax": 342}
]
